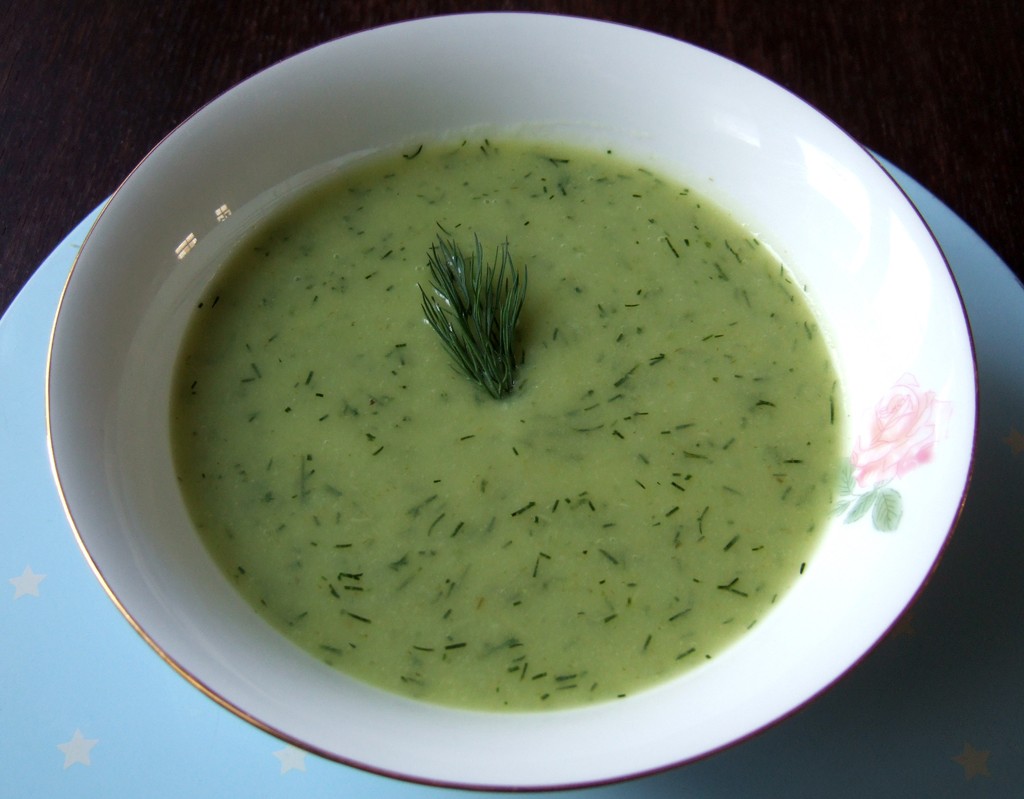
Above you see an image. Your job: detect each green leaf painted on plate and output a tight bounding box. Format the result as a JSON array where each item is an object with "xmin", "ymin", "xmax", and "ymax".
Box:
[
  {"xmin": 872, "ymin": 487, "xmax": 903, "ymax": 532},
  {"xmin": 837, "ymin": 459, "xmax": 856, "ymax": 495},
  {"xmin": 846, "ymin": 489, "xmax": 877, "ymax": 524},
  {"xmin": 833, "ymin": 497, "xmax": 853, "ymax": 516}
]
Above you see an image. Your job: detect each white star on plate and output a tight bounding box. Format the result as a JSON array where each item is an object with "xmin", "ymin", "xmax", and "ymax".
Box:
[
  {"xmin": 57, "ymin": 729, "xmax": 98, "ymax": 768},
  {"xmin": 273, "ymin": 744, "xmax": 308, "ymax": 774},
  {"xmin": 952, "ymin": 741, "xmax": 991, "ymax": 780},
  {"xmin": 9, "ymin": 565, "xmax": 45, "ymax": 598}
]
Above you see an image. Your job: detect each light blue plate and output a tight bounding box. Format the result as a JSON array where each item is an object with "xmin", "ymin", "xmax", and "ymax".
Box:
[{"xmin": 2, "ymin": 160, "xmax": 1021, "ymax": 797}]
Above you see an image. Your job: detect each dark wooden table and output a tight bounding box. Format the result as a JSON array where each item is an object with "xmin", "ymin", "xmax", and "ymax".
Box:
[{"xmin": 2, "ymin": 0, "xmax": 1022, "ymax": 316}]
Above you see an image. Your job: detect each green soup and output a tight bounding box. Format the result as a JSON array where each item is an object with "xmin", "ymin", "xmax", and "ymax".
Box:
[{"xmin": 171, "ymin": 138, "xmax": 843, "ymax": 710}]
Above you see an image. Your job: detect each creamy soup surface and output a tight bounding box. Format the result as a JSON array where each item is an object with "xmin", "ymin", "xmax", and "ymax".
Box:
[{"xmin": 171, "ymin": 138, "xmax": 843, "ymax": 710}]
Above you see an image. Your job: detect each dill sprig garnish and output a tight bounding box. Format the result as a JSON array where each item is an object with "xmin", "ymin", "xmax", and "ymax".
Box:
[{"xmin": 419, "ymin": 233, "xmax": 527, "ymax": 399}]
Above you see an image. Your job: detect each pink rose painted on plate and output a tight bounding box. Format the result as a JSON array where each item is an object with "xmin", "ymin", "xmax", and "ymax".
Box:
[{"xmin": 835, "ymin": 373, "xmax": 952, "ymax": 531}]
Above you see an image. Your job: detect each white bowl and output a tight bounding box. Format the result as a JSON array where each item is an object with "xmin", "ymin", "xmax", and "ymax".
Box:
[{"xmin": 46, "ymin": 13, "xmax": 975, "ymax": 791}]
